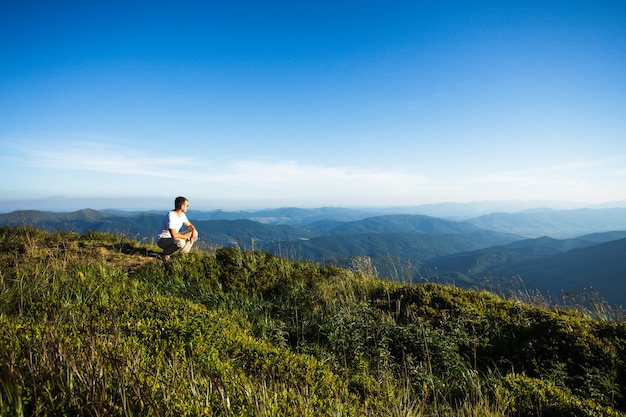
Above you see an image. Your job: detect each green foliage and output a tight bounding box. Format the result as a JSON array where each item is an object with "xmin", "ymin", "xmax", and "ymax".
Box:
[
  {"xmin": 0, "ymin": 226, "xmax": 625, "ymax": 416},
  {"xmin": 215, "ymin": 247, "xmax": 292, "ymax": 293},
  {"xmin": 496, "ymin": 374, "xmax": 624, "ymax": 417}
]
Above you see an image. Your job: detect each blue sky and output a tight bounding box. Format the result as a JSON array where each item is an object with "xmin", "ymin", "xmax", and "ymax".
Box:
[{"xmin": 1, "ymin": 1, "xmax": 625, "ymax": 211}]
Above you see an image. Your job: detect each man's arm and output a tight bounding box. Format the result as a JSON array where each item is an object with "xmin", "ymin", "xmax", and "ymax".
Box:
[
  {"xmin": 184, "ymin": 221, "xmax": 195, "ymax": 232},
  {"xmin": 169, "ymin": 222, "xmax": 196, "ymax": 241},
  {"xmin": 184, "ymin": 222, "xmax": 197, "ymax": 241},
  {"xmin": 168, "ymin": 228, "xmax": 191, "ymax": 240}
]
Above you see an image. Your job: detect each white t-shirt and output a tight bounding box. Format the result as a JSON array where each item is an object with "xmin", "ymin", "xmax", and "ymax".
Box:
[{"xmin": 157, "ymin": 211, "xmax": 189, "ymax": 239}]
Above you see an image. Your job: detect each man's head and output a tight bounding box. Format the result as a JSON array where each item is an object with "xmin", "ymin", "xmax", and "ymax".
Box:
[{"xmin": 174, "ymin": 196, "xmax": 188, "ymax": 211}]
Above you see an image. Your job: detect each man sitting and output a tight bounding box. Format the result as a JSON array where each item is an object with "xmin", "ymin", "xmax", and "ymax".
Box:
[{"xmin": 156, "ymin": 196, "xmax": 198, "ymax": 259}]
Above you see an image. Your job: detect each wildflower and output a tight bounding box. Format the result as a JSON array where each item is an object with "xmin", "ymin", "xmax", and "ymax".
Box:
[{"xmin": 78, "ymin": 271, "xmax": 86, "ymax": 281}]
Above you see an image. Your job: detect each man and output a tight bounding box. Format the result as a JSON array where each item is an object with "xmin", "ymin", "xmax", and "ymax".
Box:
[{"xmin": 156, "ymin": 196, "xmax": 198, "ymax": 259}]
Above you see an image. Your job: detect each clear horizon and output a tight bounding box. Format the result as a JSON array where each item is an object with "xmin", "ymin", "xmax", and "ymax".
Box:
[
  {"xmin": 2, "ymin": 197, "xmax": 626, "ymax": 215},
  {"xmin": 2, "ymin": 2, "xmax": 625, "ymax": 209}
]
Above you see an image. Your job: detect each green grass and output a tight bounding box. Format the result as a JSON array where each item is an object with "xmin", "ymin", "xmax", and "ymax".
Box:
[{"xmin": 0, "ymin": 226, "xmax": 625, "ymax": 416}]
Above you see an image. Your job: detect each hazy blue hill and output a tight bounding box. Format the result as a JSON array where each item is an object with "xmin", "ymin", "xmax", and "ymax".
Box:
[
  {"xmin": 0, "ymin": 209, "xmax": 168, "ymax": 239},
  {"xmin": 1, "ymin": 208, "xmax": 112, "ymax": 224},
  {"xmin": 194, "ymin": 219, "xmax": 315, "ymax": 247},
  {"xmin": 316, "ymin": 214, "xmax": 487, "ymax": 235},
  {"xmin": 69, "ymin": 208, "xmax": 112, "ymax": 220},
  {"xmin": 304, "ymin": 218, "xmax": 346, "ymax": 231},
  {"xmin": 468, "ymin": 207, "xmax": 626, "ymax": 238},
  {"xmin": 101, "ymin": 209, "xmax": 159, "ymax": 217},
  {"xmin": 578, "ymin": 230, "xmax": 626, "ymax": 243},
  {"xmin": 189, "ymin": 207, "xmax": 381, "ymax": 224},
  {"xmin": 422, "ymin": 235, "xmax": 602, "ymax": 279},
  {"xmin": 498, "ymin": 237, "xmax": 626, "ymax": 306},
  {"xmin": 286, "ymin": 230, "xmax": 521, "ymax": 266},
  {"xmin": 0, "ymin": 209, "xmax": 118, "ymax": 231},
  {"xmin": 502, "ymin": 235, "xmax": 597, "ymax": 255},
  {"xmin": 424, "ymin": 236, "xmax": 596, "ymax": 279},
  {"xmin": 0, "ymin": 210, "xmax": 64, "ymax": 224},
  {"xmin": 127, "ymin": 212, "xmax": 168, "ymax": 237},
  {"xmin": 422, "ymin": 246, "xmax": 533, "ymax": 281},
  {"xmin": 378, "ymin": 200, "xmax": 592, "ymax": 219},
  {"xmin": 423, "ymin": 236, "xmax": 626, "ymax": 307}
]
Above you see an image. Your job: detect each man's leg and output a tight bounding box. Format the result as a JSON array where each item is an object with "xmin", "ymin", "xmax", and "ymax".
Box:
[
  {"xmin": 180, "ymin": 231, "xmax": 194, "ymax": 253},
  {"xmin": 158, "ymin": 238, "xmax": 187, "ymax": 256}
]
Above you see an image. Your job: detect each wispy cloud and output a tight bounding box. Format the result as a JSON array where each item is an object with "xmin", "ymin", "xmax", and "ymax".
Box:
[
  {"xmin": 462, "ymin": 158, "xmax": 615, "ymax": 189},
  {"xmin": 465, "ymin": 173, "xmax": 585, "ymax": 188},
  {"xmin": 219, "ymin": 159, "xmax": 429, "ymax": 194},
  {"xmin": 16, "ymin": 141, "xmax": 431, "ymax": 205},
  {"xmin": 16, "ymin": 141, "xmax": 623, "ymax": 206},
  {"xmin": 21, "ymin": 141, "xmax": 198, "ymax": 179}
]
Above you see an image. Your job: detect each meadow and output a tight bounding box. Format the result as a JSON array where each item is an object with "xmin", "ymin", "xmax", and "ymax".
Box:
[{"xmin": 0, "ymin": 226, "xmax": 625, "ymax": 416}]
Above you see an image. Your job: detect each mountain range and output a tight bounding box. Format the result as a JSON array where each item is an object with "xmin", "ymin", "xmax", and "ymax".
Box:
[{"xmin": 2, "ymin": 205, "xmax": 626, "ymax": 307}]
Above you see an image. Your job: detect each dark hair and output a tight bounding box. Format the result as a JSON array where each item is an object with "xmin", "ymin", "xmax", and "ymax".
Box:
[{"xmin": 174, "ymin": 196, "xmax": 188, "ymax": 210}]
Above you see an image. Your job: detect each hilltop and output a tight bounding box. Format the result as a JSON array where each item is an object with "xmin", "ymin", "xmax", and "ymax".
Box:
[
  {"xmin": 1, "ymin": 226, "xmax": 625, "ymax": 416},
  {"xmin": 3, "ymin": 207, "xmax": 626, "ymax": 308}
]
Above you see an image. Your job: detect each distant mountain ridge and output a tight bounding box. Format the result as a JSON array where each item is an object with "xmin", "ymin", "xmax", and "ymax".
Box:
[
  {"xmin": 282, "ymin": 230, "xmax": 520, "ymax": 269},
  {"xmin": 422, "ymin": 232, "xmax": 626, "ymax": 306},
  {"xmin": 468, "ymin": 207, "xmax": 626, "ymax": 238},
  {"xmin": 5, "ymin": 205, "xmax": 626, "ymax": 237},
  {"xmin": 313, "ymin": 214, "xmax": 485, "ymax": 235},
  {"xmin": 186, "ymin": 207, "xmax": 384, "ymax": 224},
  {"xmin": 506, "ymin": 237, "xmax": 626, "ymax": 305}
]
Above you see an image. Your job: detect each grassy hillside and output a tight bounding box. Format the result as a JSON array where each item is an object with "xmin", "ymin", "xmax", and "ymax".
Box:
[{"xmin": 1, "ymin": 226, "xmax": 626, "ymax": 416}]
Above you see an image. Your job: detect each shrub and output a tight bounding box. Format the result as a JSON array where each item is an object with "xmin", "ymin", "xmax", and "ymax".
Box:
[{"xmin": 497, "ymin": 373, "xmax": 623, "ymax": 417}]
